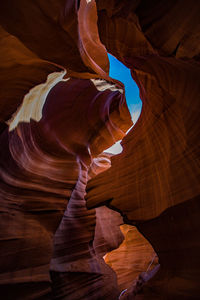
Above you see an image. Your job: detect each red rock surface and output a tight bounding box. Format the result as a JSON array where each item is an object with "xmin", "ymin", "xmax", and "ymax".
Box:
[
  {"xmin": 0, "ymin": 0, "xmax": 200, "ymax": 299},
  {"xmin": 0, "ymin": 73, "xmax": 131, "ymax": 299},
  {"xmin": 87, "ymin": 0, "xmax": 200, "ymax": 298},
  {"xmin": 104, "ymin": 225, "xmax": 158, "ymax": 291}
]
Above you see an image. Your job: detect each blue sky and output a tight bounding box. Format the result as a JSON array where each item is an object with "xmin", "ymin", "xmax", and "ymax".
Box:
[{"xmin": 105, "ymin": 54, "xmax": 142, "ymax": 154}]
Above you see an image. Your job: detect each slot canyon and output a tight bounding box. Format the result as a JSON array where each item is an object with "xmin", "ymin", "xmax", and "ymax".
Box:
[{"xmin": 0, "ymin": 0, "xmax": 200, "ymax": 299}]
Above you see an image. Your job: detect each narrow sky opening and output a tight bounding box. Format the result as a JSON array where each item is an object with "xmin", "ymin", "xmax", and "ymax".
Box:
[{"xmin": 105, "ymin": 54, "xmax": 142, "ymax": 154}]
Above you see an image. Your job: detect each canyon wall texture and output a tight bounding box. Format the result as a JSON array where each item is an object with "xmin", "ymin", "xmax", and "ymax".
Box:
[{"xmin": 0, "ymin": 0, "xmax": 200, "ymax": 299}]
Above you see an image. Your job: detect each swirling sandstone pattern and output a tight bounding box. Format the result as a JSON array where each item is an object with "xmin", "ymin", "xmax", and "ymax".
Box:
[
  {"xmin": 0, "ymin": 0, "xmax": 200, "ymax": 299},
  {"xmin": 0, "ymin": 72, "xmax": 131, "ymax": 299},
  {"xmin": 87, "ymin": 0, "xmax": 200, "ymax": 298}
]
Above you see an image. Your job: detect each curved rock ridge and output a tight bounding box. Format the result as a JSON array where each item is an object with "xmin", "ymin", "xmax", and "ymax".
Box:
[
  {"xmin": 50, "ymin": 161, "xmax": 120, "ymax": 299},
  {"xmin": 0, "ymin": 73, "xmax": 131, "ymax": 299},
  {"xmin": 40, "ymin": 77, "xmax": 132, "ymax": 159}
]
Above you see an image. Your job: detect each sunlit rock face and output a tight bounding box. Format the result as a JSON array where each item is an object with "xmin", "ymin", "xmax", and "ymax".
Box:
[
  {"xmin": 0, "ymin": 0, "xmax": 200, "ymax": 299},
  {"xmin": 104, "ymin": 225, "xmax": 158, "ymax": 291}
]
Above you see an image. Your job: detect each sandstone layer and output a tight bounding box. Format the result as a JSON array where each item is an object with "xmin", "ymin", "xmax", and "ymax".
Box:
[{"xmin": 0, "ymin": 0, "xmax": 200, "ymax": 299}]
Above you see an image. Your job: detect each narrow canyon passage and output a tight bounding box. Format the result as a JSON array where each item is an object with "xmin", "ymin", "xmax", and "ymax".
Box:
[{"xmin": 0, "ymin": 0, "xmax": 200, "ymax": 299}]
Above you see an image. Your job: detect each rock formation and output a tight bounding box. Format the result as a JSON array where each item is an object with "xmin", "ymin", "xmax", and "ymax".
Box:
[{"xmin": 0, "ymin": 0, "xmax": 200, "ymax": 299}]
